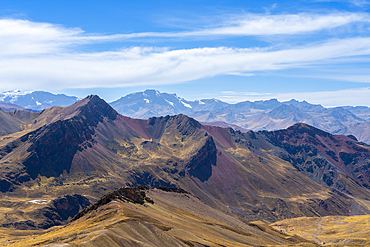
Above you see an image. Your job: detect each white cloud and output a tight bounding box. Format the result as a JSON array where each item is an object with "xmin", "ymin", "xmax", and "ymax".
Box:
[
  {"xmin": 115, "ymin": 12, "xmax": 370, "ymax": 38},
  {"xmin": 0, "ymin": 12, "xmax": 368, "ymax": 56},
  {"xmin": 1, "ymin": 37, "xmax": 370, "ymax": 90},
  {"xmin": 219, "ymin": 88, "xmax": 370, "ymax": 106},
  {"xmin": 221, "ymin": 91, "xmax": 272, "ymax": 96},
  {"xmin": 278, "ymin": 87, "xmax": 370, "ymax": 106},
  {"xmin": 0, "ymin": 19, "xmax": 125, "ymax": 55},
  {"xmin": 350, "ymin": 0, "xmax": 370, "ymax": 6},
  {"xmin": 0, "ymin": 17, "xmax": 370, "ymax": 92},
  {"xmin": 312, "ymin": 0, "xmax": 370, "ymax": 7}
]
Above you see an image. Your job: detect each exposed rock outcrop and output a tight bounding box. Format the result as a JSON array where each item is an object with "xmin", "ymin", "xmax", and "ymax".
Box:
[
  {"xmin": 72, "ymin": 186, "xmax": 153, "ymax": 222},
  {"xmin": 185, "ymin": 136, "xmax": 217, "ymax": 182}
]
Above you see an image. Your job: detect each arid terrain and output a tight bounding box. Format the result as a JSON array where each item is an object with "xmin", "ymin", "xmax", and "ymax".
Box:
[
  {"xmin": 272, "ymin": 214, "xmax": 370, "ymax": 246},
  {"xmin": 0, "ymin": 96, "xmax": 369, "ymax": 246},
  {"xmin": 2, "ymin": 187, "xmax": 317, "ymax": 247}
]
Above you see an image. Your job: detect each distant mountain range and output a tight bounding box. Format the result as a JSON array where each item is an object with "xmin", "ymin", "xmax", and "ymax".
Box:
[
  {"xmin": 109, "ymin": 89, "xmax": 228, "ymax": 118},
  {"xmin": 110, "ymin": 89, "xmax": 370, "ymax": 143},
  {"xmin": 3, "ymin": 89, "xmax": 370, "ymax": 143},
  {"xmin": 0, "ymin": 90, "xmax": 79, "ymax": 111}
]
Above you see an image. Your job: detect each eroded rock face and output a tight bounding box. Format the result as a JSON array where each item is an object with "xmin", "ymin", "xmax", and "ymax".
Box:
[
  {"xmin": 72, "ymin": 186, "xmax": 153, "ymax": 222},
  {"xmin": 185, "ymin": 136, "xmax": 217, "ymax": 182},
  {"xmin": 171, "ymin": 114, "xmax": 202, "ymax": 136}
]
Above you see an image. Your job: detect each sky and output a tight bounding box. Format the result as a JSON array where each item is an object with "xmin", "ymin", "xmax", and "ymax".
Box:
[{"xmin": 1, "ymin": 0, "xmax": 370, "ymax": 106}]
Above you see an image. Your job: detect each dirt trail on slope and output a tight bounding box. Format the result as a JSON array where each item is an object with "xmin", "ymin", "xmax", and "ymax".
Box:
[{"xmin": 312, "ymin": 217, "xmax": 324, "ymax": 245}]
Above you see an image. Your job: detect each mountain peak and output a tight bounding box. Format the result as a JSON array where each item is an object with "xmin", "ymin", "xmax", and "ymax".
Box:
[
  {"xmin": 78, "ymin": 95, "xmax": 118, "ymax": 121},
  {"xmin": 144, "ymin": 89, "xmax": 160, "ymax": 94},
  {"xmin": 84, "ymin": 94, "xmax": 105, "ymax": 102},
  {"xmin": 287, "ymin": 122, "xmax": 330, "ymax": 137}
]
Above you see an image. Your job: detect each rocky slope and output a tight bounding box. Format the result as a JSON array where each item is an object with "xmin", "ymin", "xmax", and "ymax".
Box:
[
  {"xmin": 5, "ymin": 187, "xmax": 314, "ymax": 247},
  {"xmin": 264, "ymin": 123, "xmax": 370, "ymax": 196}
]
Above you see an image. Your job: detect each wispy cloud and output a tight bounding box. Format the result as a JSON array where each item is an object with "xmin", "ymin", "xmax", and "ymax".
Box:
[
  {"xmin": 109, "ymin": 12, "xmax": 370, "ymax": 39},
  {"xmin": 218, "ymin": 88, "xmax": 370, "ymax": 106},
  {"xmin": 350, "ymin": 0, "xmax": 370, "ymax": 6},
  {"xmin": 221, "ymin": 91, "xmax": 272, "ymax": 96},
  {"xmin": 0, "ymin": 12, "xmax": 368, "ymax": 56},
  {"xmin": 1, "ymin": 37, "xmax": 370, "ymax": 91},
  {"xmin": 0, "ymin": 19, "xmax": 125, "ymax": 55},
  {"xmin": 0, "ymin": 15, "xmax": 370, "ymax": 91},
  {"xmin": 311, "ymin": 0, "xmax": 370, "ymax": 7}
]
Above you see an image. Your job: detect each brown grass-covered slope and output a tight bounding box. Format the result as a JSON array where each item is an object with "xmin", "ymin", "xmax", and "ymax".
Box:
[
  {"xmin": 271, "ymin": 214, "xmax": 370, "ymax": 246},
  {"xmin": 5, "ymin": 187, "xmax": 315, "ymax": 247},
  {"xmin": 0, "ymin": 95, "xmax": 369, "ymax": 234}
]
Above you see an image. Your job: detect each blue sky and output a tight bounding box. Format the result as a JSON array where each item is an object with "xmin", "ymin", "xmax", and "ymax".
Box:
[{"xmin": 1, "ymin": 0, "xmax": 370, "ymax": 106}]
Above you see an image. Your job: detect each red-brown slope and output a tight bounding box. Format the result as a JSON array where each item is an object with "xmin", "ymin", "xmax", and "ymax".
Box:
[
  {"xmin": 266, "ymin": 123, "xmax": 370, "ymax": 196},
  {"xmin": 201, "ymin": 125, "xmax": 235, "ymax": 149},
  {"xmin": 117, "ymin": 116, "xmax": 151, "ymax": 140}
]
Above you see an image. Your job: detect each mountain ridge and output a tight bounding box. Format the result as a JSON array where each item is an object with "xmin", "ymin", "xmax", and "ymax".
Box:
[
  {"xmin": 4, "ymin": 89, "xmax": 370, "ymax": 144},
  {"xmin": 110, "ymin": 89, "xmax": 370, "ymax": 144}
]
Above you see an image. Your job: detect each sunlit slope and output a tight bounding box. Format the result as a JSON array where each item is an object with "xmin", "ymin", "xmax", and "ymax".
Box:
[
  {"xmin": 271, "ymin": 214, "xmax": 370, "ymax": 246},
  {"xmin": 7, "ymin": 188, "xmax": 315, "ymax": 247}
]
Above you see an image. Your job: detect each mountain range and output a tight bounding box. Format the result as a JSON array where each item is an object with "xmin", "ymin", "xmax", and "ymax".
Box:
[
  {"xmin": 0, "ymin": 90, "xmax": 79, "ymax": 111},
  {"xmin": 0, "ymin": 94, "xmax": 370, "ymax": 245},
  {"xmin": 110, "ymin": 89, "xmax": 370, "ymax": 144},
  {"xmin": 3, "ymin": 89, "xmax": 370, "ymax": 145}
]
